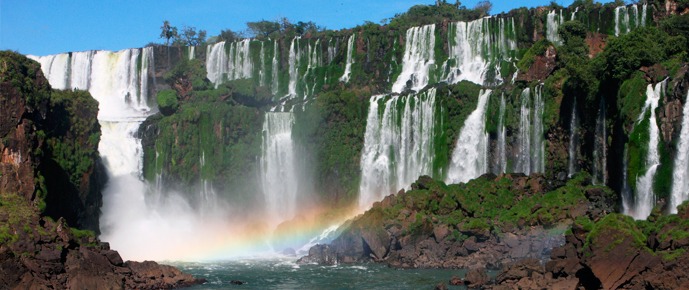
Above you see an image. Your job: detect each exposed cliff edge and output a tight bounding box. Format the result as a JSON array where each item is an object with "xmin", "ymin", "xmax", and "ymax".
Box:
[{"xmin": 0, "ymin": 51, "xmax": 204, "ymax": 289}]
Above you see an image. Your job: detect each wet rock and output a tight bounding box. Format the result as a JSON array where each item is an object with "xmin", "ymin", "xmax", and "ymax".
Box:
[
  {"xmin": 464, "ymin": 268, "xmax": 489, "ymax": 288},
  {"xmin": 297, "ymin": 244, "xmax": 338, "ymax": 265}
]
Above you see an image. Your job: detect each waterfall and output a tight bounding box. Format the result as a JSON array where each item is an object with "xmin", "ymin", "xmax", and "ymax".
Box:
[
  {"xmin": 272, "ymin": 40, "xmax": 279, "ymax": 96},
  {"xmin": 188, "ymin": 46, "xmax": 195, "ymax": 60},
  {"xmin": 260, "ymin": 112, "xmax": 299, "ymax": 224},
  {"xmin": 287, "ymin": 37, "xmax": 301, "ymax": 98},
  {"xmin": 447, "ymin": 90, "xmax": 492, "ymax": 183},
  {"xmin": 514, "ymin": 86, "xmax": 544, "ymax": 175},
  {"xmin": 571, "ymin": 7, "xmax": 579, "ymax": 21},
  {"xmin": 546, "ymin": 10, "xmax": 563, "ymax": 45},
  {"xmin": 516, "ymin": 89, "xmax": 532, "ymax": 174},
  {"xmin": 568, "ymin": 99, "xmax": 578, "ymax": 177},
  {"xmin": 626, "ymin": 81, "xmax": 665, "ymax": 220},
  {"xmin": 340, "ymin": 34, "xmax": 355, "ymax": 83},
  {"xmin": 615, "ymin": 4, "xmax": 647, "ymax": 36},
  {"xmin": 259, "ymin": 42, "xmax": 266, "ymax": 87},
  {"xmin": 442, "ymin": 17, "xmax": 517, "ymax": 85},
  {"xmin": 327, "ymin": 38, "xmax": 337, "ymax": 63},
  {"xmin": 532, "ymin": 86, "xmax": 545, "ymax": 173},
  {"xmin": 391, "ymin": 24, "xmax": 436, "ymax": 93},
  {"xmin": 205, "ymin": 40, "xmax": 253, "ymax": 88},
  {"xmin": 359, "ymin": 89, "xmax": 437, "ymax": 209},
  {"xmin": 593, "ymin": 99, "xmax": 607, "ymax": 185},
  {"xmin": 495, "ymin": 93, "xmax": 507, "ymax": 174},
  {"xmin": 670, "ymin": 90, "xmax": 689, "ymax": 213}
]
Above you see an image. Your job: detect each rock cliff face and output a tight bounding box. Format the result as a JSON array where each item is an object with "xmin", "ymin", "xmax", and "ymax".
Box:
[{"xmin": 0, "ymin": 51, "xmax": 204, "ymax": 289}]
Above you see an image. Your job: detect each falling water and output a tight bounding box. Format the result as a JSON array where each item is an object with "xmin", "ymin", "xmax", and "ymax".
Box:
[
  {"xmin": 287, "ymin": 37, "xmax": 301, "ymax": 98},
  {"xmin": 546, "ymin": 10, "xmax": 563, "ymax": 45},
  {"xmin": 447, "ymin": 90, "xmax": 492, "ymax": 183},
  {"xmin": 272, "ymin": 40, "xmax": 280, "ymax": 96},
  {"xmin": 340, "ymin": 34, "xmax": 355, "ymax": 83},
  {"xmin": 495, "ymin": 93, "xmax": 507, "ymax": 174},
  {"xmin": 205, "ymin": 40, "xmax": 253, "ymax": 88},
  {"xmin": 614, "ymin": 4, "xmax": 647, "ymax": 36},
  {"xmin": 593, "ymin": 99, "xmax": 607, "ymax": 185},
  {"xmin": 188, "ymin": 46, "xmax": 195, "ymax": 60},
  {"xmin": 359, "ymin": 89, "xmax": 437, "ymax": 209},
  {"xmin": 442, "ymin": 17, "xmax": 517, "ymax": 85},
  {"xmin": 261, "ymin": 112, "xmax": 299, "ymax": 224},
  {"xmin": 516, "ymin": 88, "xmax": 532, "ymax": 174},
  {"xmin": 391, "ymin": 24, "xmax": 436, "ymax": 93},
  {"xmin": 568, "ymin": 99, "xmax": 579, "ymax": 177},
  {"xmin": 514, "ymin": 86, "xmax": 544, "ymax": 174},
  {"xmin": 626, "ymin": 81, "xmax": 665, "ymax": 220},
  {"xmin": 670, "ymin": 90, "xmax": 689, "ymax": 213},
  {"xmin": 259, "ymin": 42, "xmax": 266, "ymax": 87}
]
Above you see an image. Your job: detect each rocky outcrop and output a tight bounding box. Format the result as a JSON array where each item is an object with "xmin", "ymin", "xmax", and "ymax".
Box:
[
  {"xmin": 517, "ymin": 45, "xmax": 557, "ymax": 82},
  {"xmin": 298, "ymin": 173, "xmax": 616, "ymax": 270},
  {"xmin": 0, "ymin": 194, "xmax": 204, "ymax": 290}
]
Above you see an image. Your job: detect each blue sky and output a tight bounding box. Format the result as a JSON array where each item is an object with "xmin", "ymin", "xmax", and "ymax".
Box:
[{"xmin": 2, "ymin": 0, "xmax": 613, "ymax": 56}]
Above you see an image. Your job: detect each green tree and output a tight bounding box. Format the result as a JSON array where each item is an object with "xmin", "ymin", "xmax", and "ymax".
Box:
[
  {"xmin": 174, "ymin": 26, "xmax": 207, "ymax": 46},
  {"xmin": 246, "ymin": 20, "xmax": 281, "ymax": 38},
  {"xmin": 159, "ymin": 20, "xmax": 178, "ymax": 46},
  {"xmin": 218, "ymin": 29, "xmax": 243, "ymax": 42},
  {"xmin": 474, "ymin": 0, "xmax": 492, "ymax": 17}
]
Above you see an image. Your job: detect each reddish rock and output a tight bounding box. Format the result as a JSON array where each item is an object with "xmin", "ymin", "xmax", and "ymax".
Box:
[
  {"xmin": 464, "ymin": 268, "xmax": 489, "ymax": 288},
  {"xmin": 517, "ymin": 45, "xmax": 557, "ymax": 82}
]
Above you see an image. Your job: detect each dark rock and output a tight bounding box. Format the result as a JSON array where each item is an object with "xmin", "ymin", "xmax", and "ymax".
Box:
[
  {"xmin": 231, "ymin": 280, "xmax": 245, "ymax": 285},
  {"xmin": 464, "ymin": 268, "xmax": 489, "ymax": 288},
  {"xmin": 449, "ymin": 275, "xmax": 462, "ymax": 286},
  {"xmin": 297, "ymin": 244, "xmax": 338, "ymax": 265},
  {"xmin": 434, "ymin": 282, "xmax": 447, "ymax": 290}
]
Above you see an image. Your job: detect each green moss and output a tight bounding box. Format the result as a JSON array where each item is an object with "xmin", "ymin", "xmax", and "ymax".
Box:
[
  {"xmin": 517, "ymin": 39, "xmax": 550, "ymax": 72},
  {"xmin": 156, "ymin": 89, "xmax": 179, "ymax": 116},
  {"xmin": 584, "ymin": 213, "xmax": 648, "ymax": 255}
]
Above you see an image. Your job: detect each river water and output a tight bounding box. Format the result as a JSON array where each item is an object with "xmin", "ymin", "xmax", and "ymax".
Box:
[{"xmin": 172, "ymin": 257, "xmax": 469, "ymax": 289}]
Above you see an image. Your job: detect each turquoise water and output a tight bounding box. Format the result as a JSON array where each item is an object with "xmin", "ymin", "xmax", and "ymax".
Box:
[{"xmin": 173, "ymin": 257, "xmax": 469, "ymax": 289}]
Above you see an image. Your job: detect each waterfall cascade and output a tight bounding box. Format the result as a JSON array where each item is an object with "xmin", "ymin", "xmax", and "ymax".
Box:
[
  {"xmin": 614, "ymin": 4, "xmax": 647, "ymax": 36},
  {"xmin": 495, "ymin": 94, "xmax": 507, "ymax": 174},
  {"xmin": 441, "ymin": 17, "xmax": 517, "ymax": 86},
  {"xmin": 446, "ymin": 90, "xmax": 492, "ymax": 183},
  {"xmin": 546, "ymin": 10, "xmax": 564, "ymax": 45},
  {"xmin": 670, "ymin": 90, "xmax": 689, "ymax": 213},
  {"xmin": 206, "ymin": 40, "xmax": 253, "ymax": 88},
  {"xmin": 359, "ymin": 89, "xmax": 437, "ymax": 209},
  {"xmin": 568, "ymin": 99, "xmax": 579, "ymax": 177},
  {"xmin": 391, "ymin": 24, "xmax": 436, "ymax": 93},
  {"xmin": 593, "ymin": 99, "xmax": 607, "ymax": 185},
  {"xmin": 340, "ymin": 35, "xmax": 355, "ymax": 83},
  {"xmin": 260, "ymin": 112, "xmax": 299, "ymax": 224},
  {"xmin": 515, "ymin": 86, "xmax": 544, "ymax": 175},
  {"xmin": 625, "ymin": 81, "xmax": 665, "ymax": 220}
]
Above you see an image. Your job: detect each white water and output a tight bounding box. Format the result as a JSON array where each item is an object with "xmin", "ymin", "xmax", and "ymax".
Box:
[
  {"xmin": 626, "ymin": 82, "xmax": 665, "ymax": 220},
  {"xmin": 442, "ymin": 17, "xmax": 517, "ymax": 86},
  {"xmin": 546, "ymin": 10, "xmax": 563, "ymax": 45},
  {"xmin": 568, "ymin": 99, "xmax": 578, "ymax": 177},
  {"xmin": 392, "ymin": 24, "xmax": 436, "ymax": 93},
  {"xmin": 287, "ymin": 37, "xmax": 301, "ymax": 98},
  {"xmin": 670, "ymin": 90, "xmax": 689, "ymax": 213},
  {"xmin": 614, "ymin": 4, "xmax": 647, "ymax": 36},
  {"xmin": 447, "ymin": 90, "xmax": 492, "ymax": 183},
  {"xmin": 188, "ymin": 46, "xmax": 195, "ymax": 60},
  {"xmin": 359, "ymin": 89, "xmax": 437, "ymax": 209},
  {"xmin": 593, "ymin": 99, "xmax": 607, "ymax": 185},
  {"xmin": 272, "ymin": 40, "xmax": 280, "ymax": 96},
  {"xmin": 340, "ymin": 35, "xmax": 355, "ymax": 83},
  {"xmin": 206, "ymin": 40, "xmax": 253, "ymax": 88},
  {"xmin": 514, "ymin": 86, "xmax": 544, "ymax": 174},
  {"xmin": 261, "ymin": 112, "xmax": 299, "ymax": 225},
  {"xmin": 496, "ymin": 93, "xmax": 507, "ymax": 174}
]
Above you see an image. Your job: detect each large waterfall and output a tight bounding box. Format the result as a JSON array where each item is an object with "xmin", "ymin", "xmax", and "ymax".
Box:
[
  {"xmin": 392, "ymin": 24, "xmax": 436, "ymax": 93},
  {"xmin": 260, "ymin": 112, "xmax": 299, "ymax": 224},
  {"xmin": 670, "ymin": 90, "xmax": 689, "ymax": 213},
  {"xmin": 614, "ymin": 4, "xmax": 647, "ymax": 37},
  {"xmin": 625, "ymin": 81, "xmax": 665, "ymax": 220},
  {"xmin": 340, "ymin": 35, "xmax": 355, "ymax": 83},
  {"xmin": 515, "ymin": 86, "xmax": 545, "ymax": 174},
  {"xmin": 359, "ymin": 89, "xmax": 437, "ymax": 209},
  {"xmin": 442, "ymin": 17, "xmax": 517, "ymax": 85},
  {"xmin": 447, "ymin": 90, "xmax": 492, "ymax": 183}
]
